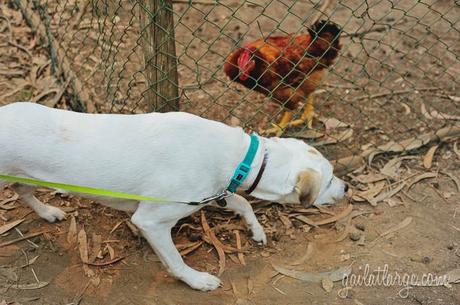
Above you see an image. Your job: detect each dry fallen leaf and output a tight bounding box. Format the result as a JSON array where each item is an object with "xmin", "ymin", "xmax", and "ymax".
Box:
[
  {"xmin": 89, "ymin": 234, "xmax": 102, "ymax": 263},
  {"xmin": 293, "ymin": 215, "xmax": 318, "ymax": 227},
  {"xmin": 0, "ymin": 193, "xmax": 19, "ymax": 210},
  {"xmin": 430, "ymin": 110, "xmax": 460, "ymax": 121},
  {"xmin": 353, "ymin": 181, "xmax": 386, "ymax": 203},
  {"xmin": 179, "ymin": 241, "xmax": 203, "ymax": 256},
  {"xmin": 201, "ymin": 211, "xmax": 226, "ymax": 276},
  {"xmin": 407, "ymin": 172, "xmax": 437, "ymax": 190},
  {"xmin": 420, "ymin": 101, "xmax": 432, "ymax": 119},
  {"xmin": 67, "ymin": 215, "xmax": 77, "ymax": 245},
  {"xmin": 423, "ymin": 145, "xmax": 439, "ymax": 169},
  {"xmin": 319, "ymin": 116, "xmax": 350, "ymax": 129},
  {"xmin": 315, "ymin": 205, "xmax": 353, "ymax": 226},
  {"xmin": 234, "ymin": 230, "xmax": 245, "ymax": 266},
  {"xmin": 106, "ymin": 244, "xmax": 115, "ymax": 260},
  {"xmin": 315, "ymin": 129, "xmax": 353, "ymax": 146},
  {"xmin": 11, "ymin": 281, "xmax": 49, "ymax": 290},
  {"xmin": 380, "ymin": 157, "xmax": 403, "ymax": 179},
  {"xmin": 289, "ymin": 243, "xmax": 314, "ymax": 266},
  {"xmin": 0, "ymin": 219, "xmax": 25, "ymax": 235},
  {"xmin": 355, "ymin": 173, "xmax": 386, "ymax": 184},
  {"xmin": 365, "ymin": 134, "xmax": 432, "ymax": 163},
  {"xmin": 125, "ymin": 220, "xmax": 140, "ymax": 237},
  {"xmin": 78, "ymin": 228, "xmax": 89, "ymax": 264},
  {"xmin": 368, "ymin": 183, "xmax": 405, "ymax": 206},
  {"xmin": 272, "ymin": 264, "xmax": 352, "ymax": 283}
]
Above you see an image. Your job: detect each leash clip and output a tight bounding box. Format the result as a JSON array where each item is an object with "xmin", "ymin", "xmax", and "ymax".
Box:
[{"xmin": 189, "ymin": 190, "xmax": 233, "ymax": 207}]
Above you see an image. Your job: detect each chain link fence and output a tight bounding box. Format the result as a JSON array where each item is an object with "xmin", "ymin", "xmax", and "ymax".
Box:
[{"xmin": 11, "ymin": 0, "xmax": 460, "ymax": 168}]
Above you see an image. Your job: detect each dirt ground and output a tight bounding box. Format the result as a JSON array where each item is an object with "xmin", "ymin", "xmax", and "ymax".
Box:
[{"xmin": 0, "ymin": 0, "xmax": 460, "ymax": 304}]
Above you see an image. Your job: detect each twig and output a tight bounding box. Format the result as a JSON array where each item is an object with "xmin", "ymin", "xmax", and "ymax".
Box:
[
  {"xmin": 310, "ymin": 0, "xmax": 331, "ymax": 25},
  {"xmin": 351, "ymin": 87, "xmax": 440, "ymax": 102},
  {"xmin": 8, "ymin": 41, "xmax": 33, "ymax": 58},
  {"xmin": 84, "ymin": 256, "xmax": 126, "ymax": 266},
  {"xmin": 31, "ymin": 268, "xmax": 40, "ymax": 284},
  {"xmin": 0, "ymin": 231, "xmax": 47, "ymax": 247},
  {"xmin": 323, "ymin": 83, "xmax": 358, "ymax": 89},
  {"xmin": 342, "ymin": 26, "xmax": 388, "ymax": 38},
  {"xmin": 14, "ymin": 228, "xmax": 39, "ymax": 248}
]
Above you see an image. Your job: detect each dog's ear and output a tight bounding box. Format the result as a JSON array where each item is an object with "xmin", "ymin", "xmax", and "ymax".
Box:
[{"xmin": 294, "ymin": 169, "xmax": 321, "ymax": 207}]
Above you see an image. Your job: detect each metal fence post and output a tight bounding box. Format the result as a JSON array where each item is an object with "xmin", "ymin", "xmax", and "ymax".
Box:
[{"xmin": 139, "ymin": 0, "xmax": 179, "ymax": 112}]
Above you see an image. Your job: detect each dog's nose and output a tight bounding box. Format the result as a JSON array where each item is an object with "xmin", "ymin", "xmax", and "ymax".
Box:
[{"xmin": 344, "ymin": 183, "xmax": 349, "ymax": 193}]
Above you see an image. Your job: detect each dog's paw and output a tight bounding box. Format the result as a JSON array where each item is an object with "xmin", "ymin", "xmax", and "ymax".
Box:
[
  {"xmin": 183, "ymin": 271, "xmax": 221, "ymax": 291},
  {"xmin": 251, "ymin": 225, "xmax": 267, "ymax": 245},
  {"xmin": 39, "ymin": 206, "xmax": 66, "ymax": 223}
]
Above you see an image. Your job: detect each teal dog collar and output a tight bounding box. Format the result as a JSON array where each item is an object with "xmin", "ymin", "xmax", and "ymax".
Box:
[{"xmin": 227, "ymin": 133, "xmax": 260, "ymax": 193}]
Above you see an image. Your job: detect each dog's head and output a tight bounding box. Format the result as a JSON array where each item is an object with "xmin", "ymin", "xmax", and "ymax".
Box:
[{"xmin": 256, "ymin": 137, "xmax": 347, "ymax": 207}]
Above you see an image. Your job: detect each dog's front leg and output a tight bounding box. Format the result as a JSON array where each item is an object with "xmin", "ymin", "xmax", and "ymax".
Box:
[
  {"xmin": 223, "ymin": 194, "xmax": 267, "ymax": 245},
  {"xmin": 131, "ymin": 202, "xmax": 222, "ymax": 291}
]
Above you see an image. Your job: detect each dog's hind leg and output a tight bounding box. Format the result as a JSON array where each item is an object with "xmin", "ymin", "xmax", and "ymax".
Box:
[
  {"xmin": 131, "ymin": 202, "xmax": 222, "ymax": 291},
  {"xmin": 222, "ymin": 194, "xmax": 267, "ymax": 245},
  {"xmin": 12, "ymin": 184, "xmax": 66, "ymax": 222}
]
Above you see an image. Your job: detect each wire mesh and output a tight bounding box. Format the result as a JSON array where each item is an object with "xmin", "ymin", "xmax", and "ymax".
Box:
[{"xmin": 10, "ymin": 0, "xmax": 460, "ymax": 163}]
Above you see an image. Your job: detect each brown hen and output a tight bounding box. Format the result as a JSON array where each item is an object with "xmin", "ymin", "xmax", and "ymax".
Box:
[{"xmin": 224, "ymin": 20, "xmax": 341, "ymax": 135}]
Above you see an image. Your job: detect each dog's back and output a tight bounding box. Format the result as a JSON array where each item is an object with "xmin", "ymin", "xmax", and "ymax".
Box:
[{"xmin": 0, "ymin": 102, "xmax": 247, "ymax": 200}]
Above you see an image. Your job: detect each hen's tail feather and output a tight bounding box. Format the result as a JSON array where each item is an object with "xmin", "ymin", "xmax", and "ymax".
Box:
[
  {"xmin": 308, "ymin": 20, "xmax": 342, "ymax": 38},
  {"xmin": 306, "ymin": 20, "xmax": 342, "ymax": 61}
]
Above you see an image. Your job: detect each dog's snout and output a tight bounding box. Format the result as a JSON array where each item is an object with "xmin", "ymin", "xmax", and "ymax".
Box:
[{"xmin": 344, "ymin": 183, "xmax": 349, "ymax": 193}]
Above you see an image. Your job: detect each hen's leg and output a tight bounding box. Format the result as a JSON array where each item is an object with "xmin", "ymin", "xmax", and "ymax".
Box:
[
  {"xmin": 286, "ymin": 95, "xmax": 317, "ymax": 129},
  {"xmin": 261, "ymin": 111, "xmax": 293, "ymax": 136}
]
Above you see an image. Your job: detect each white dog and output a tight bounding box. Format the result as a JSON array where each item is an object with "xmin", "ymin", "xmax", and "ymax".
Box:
[{"xmin": 0, "ymin": 102, "xmax": 347, "ymax": 291}]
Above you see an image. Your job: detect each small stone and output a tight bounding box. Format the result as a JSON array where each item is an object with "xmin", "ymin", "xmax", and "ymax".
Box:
[
  {"xmin": 355, "ymin": 223, "xmax": 365, "ymax": 231},
  {"xmin": 349, "ymin": 233, "xmax": 361, "ymax": 241},
  {"xmin": 421, "ymin": 256, "xmax": 432, "ymax": 264}
]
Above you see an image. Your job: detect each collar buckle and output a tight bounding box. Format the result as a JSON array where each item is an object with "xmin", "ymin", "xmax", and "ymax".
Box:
[{"xmin": 227, "ymin": 134, "xmax": 260, "ymax": 193}]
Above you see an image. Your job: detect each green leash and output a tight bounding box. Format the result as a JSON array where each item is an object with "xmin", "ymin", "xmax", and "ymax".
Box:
[{"xmin": 0, "ymin": 174, "xmax": 227, "ymax": 205}]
